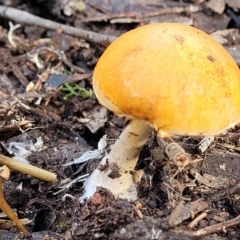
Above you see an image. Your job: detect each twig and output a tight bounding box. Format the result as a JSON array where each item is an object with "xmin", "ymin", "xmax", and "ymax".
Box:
[
  {"xmin": 0, "ymin": 154, "xmax": 57, "ymax": 182},
  {"xmin": 0, "ymin": 167, "xmax": 28, "ymax": 233},
  {"xmin": 217, "ymin": 142, "xmax": 240, "ymax": 153},
  {"xmin": 172, "ymin": 214, "xmax": 240, "ymax": 237},
  {"xmin": 209, "ymin": 181, "xmax": 240, "ymax": 202},
  {"xmin": 82, "ymin": 5, "xmax": 201, "ymax": 22},
  {"xmin": 0, "ymin": 218, "xmax": 31, "ymax": 230},
  {"xmin": 0, "ymin": 6, "xmax": 116, "ymax": 44},
  {"xmin": 163, "ymin": 182, "xmax": 191, "ymax": 201},
  {"xmin": 188, "ymin": 212, "xmax": 207, "ymax": 229},
  {"xmin": 7, "ymin": 21, "xmax": 21, "ymax": 48},
  {"xmin": 32, "ymin": 46, "xmax": 85, "ymax": 73}
]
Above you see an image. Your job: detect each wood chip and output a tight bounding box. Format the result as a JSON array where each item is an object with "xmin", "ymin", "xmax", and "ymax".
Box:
[{"xmin": 206, "ymin": 0, "xmax": 226, "ymax": 14}]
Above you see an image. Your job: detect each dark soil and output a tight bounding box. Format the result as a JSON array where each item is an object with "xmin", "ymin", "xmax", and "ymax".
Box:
[{"xmin": 1, "ymin": 0, "xmax": 240, "ymax": 239}]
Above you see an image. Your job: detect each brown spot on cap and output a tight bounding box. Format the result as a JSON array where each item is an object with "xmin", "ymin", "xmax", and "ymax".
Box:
[
  {"xmin": 207, "ymin": 55, "xmax": 215, "ymax": 62},
  {"xmin": 174, "ymin": 35, "xmax": 185, "ymax": 44}
]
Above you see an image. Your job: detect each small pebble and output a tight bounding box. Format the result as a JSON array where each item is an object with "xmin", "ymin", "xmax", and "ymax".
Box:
[
  {"xmin": 90, "ymin": 192, "xmax": 103, "ymax": 206},
  {"xmin": 120, "ymin": 228, "xmax": 126, "ymax": 235}
]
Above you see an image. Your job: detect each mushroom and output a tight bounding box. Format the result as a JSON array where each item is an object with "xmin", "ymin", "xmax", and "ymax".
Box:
[{"xmin": 81, "ymin": 23, "xmax": 240, "ymax": 201}]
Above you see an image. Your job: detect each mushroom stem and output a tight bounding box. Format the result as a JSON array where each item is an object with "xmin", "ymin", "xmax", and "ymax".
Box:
[
  {"xmin": 81, "ymin": 119, "xmax": 152, "ymax": 201},
  {"xmin": 107, "ymin": 119, "xmax": 153, "ymax": 172}
]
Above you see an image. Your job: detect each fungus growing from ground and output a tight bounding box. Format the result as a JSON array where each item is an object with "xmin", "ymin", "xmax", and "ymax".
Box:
[{"xmin": 81, "ymin": 23, "xmax": 240, "ymax": 201}]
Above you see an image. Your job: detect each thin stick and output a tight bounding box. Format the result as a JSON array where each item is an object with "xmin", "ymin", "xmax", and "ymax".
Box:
[
  {"xmin": 173, "ymin": 214, "xmax": 240, "ymax": 237},
  {"xmin": 0, "ymin": 154, "xmax": 57, "ymax": 182},
  {"xmin": 0, "ymin": 178, "xmax": 28, "ymax": 233},
  {"xmin": 0, "ymin": 6, "xmax": 116, "ymax": 44},
  {"xmin": 188, "ymin": 212, "xmax": 207, "ymax": 229}
]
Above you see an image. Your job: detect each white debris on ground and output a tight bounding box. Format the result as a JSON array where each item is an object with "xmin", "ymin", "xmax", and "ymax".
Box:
[
  {"xmin": 63, "ymin": 134, "xmax": 108, "ymax": 166},
  {"xmin": 197, "ymin": 136, "xmax": 215, "ymax": 154},
  {"xmin": 79, "ymin": 155, "xmax": 109, "ymax": 202},
  {"xmin": 3, "ymin": 136, "xmax": 45, "ymax": 163},
  {"xmin": 54, "ymin": 173, "xmax": 89, "ymax": 195},
  {"xmin": 56, "ymin": 135, "xmax": 109, "ymax": 195}
]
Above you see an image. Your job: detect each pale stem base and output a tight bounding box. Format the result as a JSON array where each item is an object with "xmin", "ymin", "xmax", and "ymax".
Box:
[{"xmin": 80, "ymin": 119, "xmax": 153, "ymax": 201}]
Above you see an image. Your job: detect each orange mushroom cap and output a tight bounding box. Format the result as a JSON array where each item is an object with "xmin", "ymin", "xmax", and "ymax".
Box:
[{"xmin": 93, "ymin": 23, "xmax": 240, "ymax": 137}]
